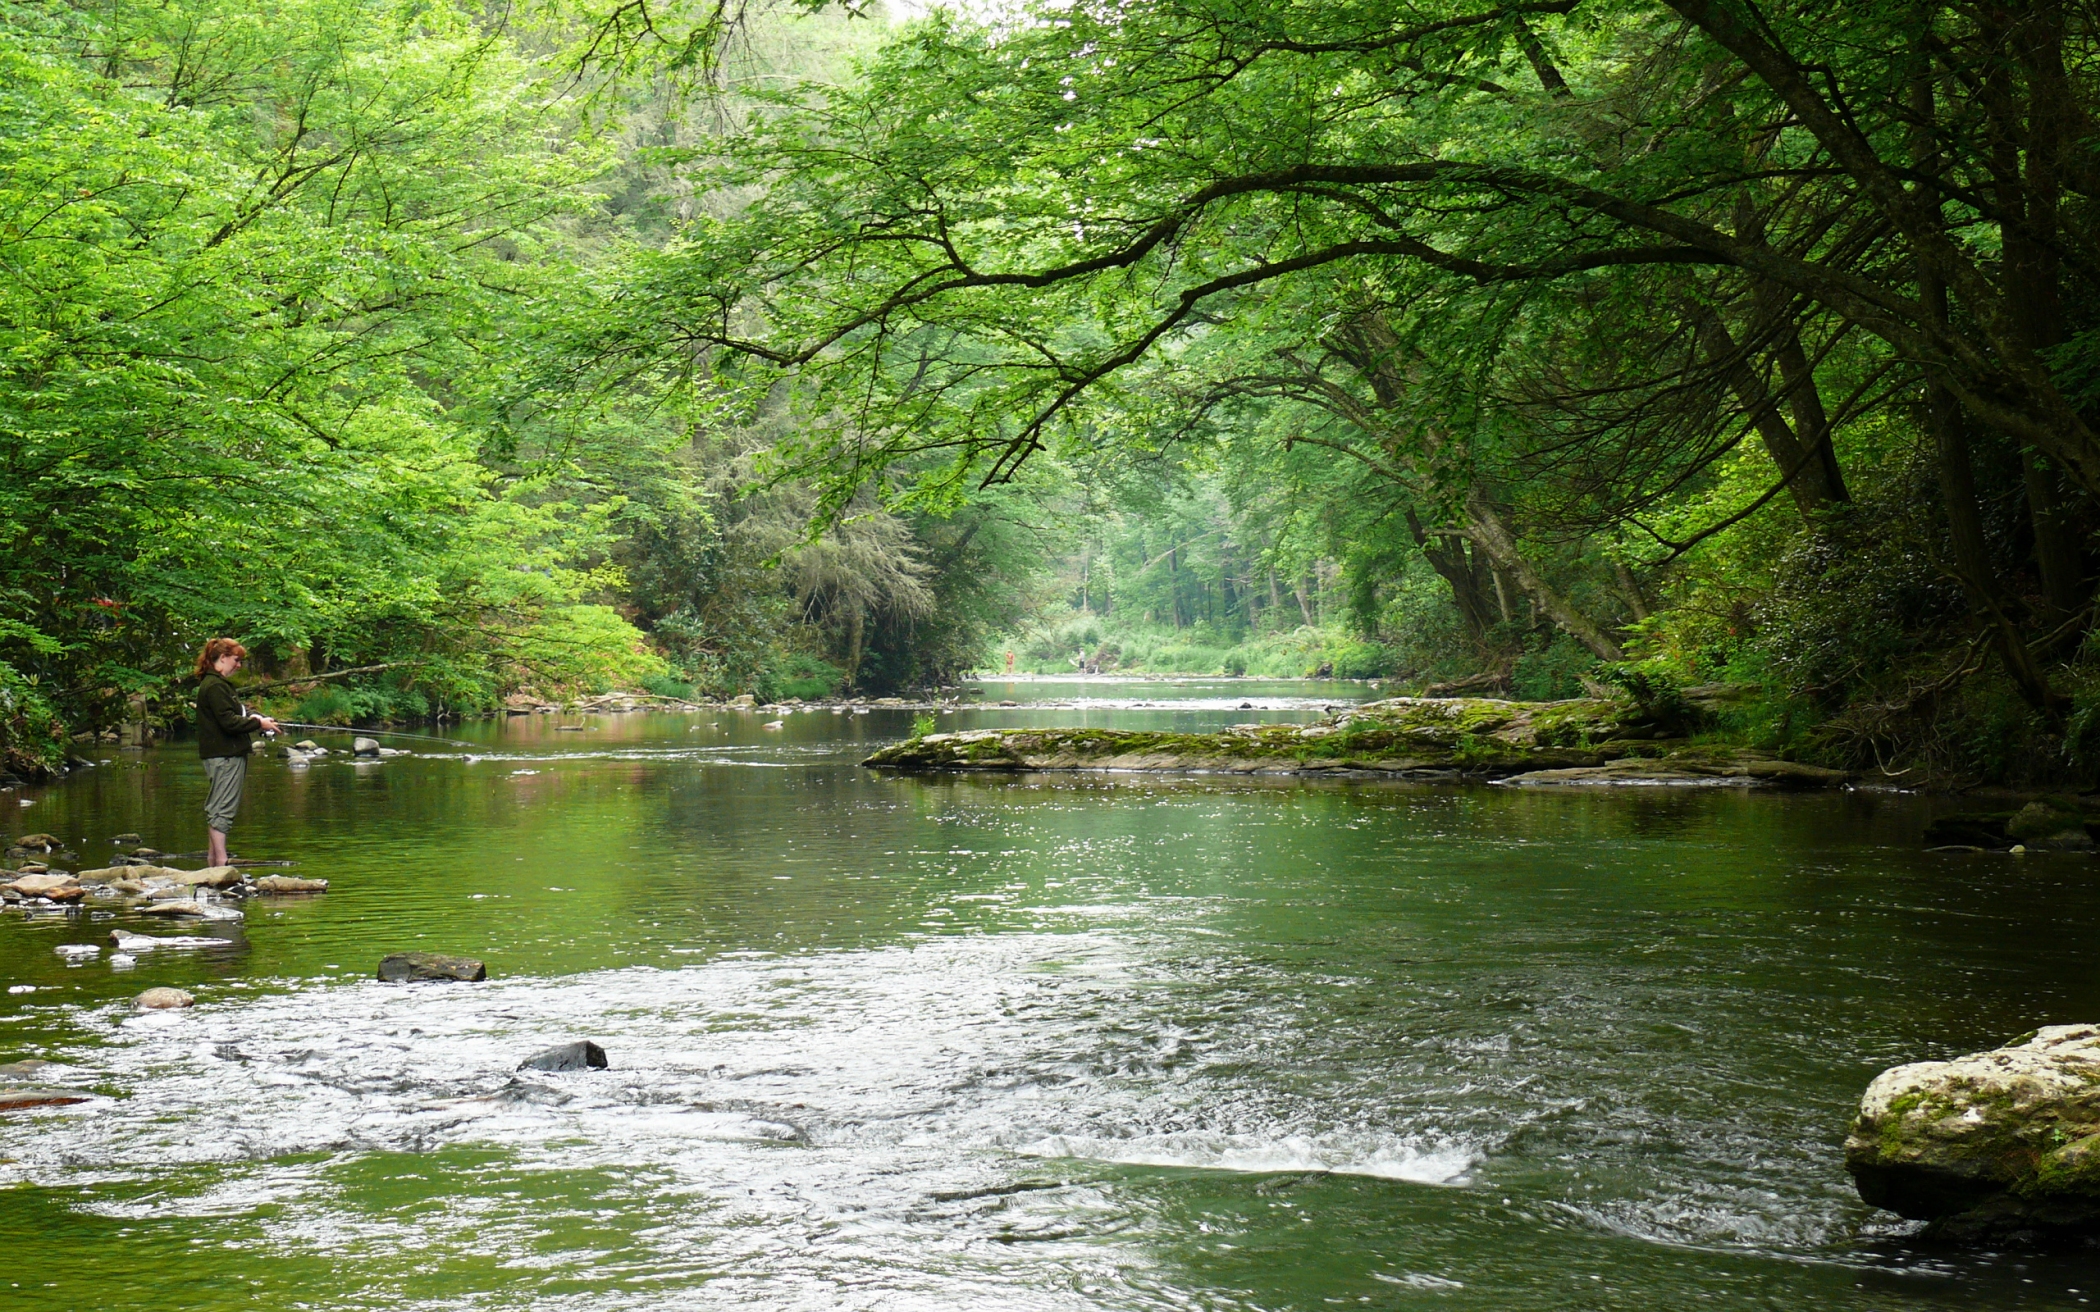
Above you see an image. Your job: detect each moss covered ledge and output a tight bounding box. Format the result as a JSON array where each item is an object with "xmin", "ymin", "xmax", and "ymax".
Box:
[{"xmin": 862, "ymin": 696, "xmax": 1849, "ymax": 786}]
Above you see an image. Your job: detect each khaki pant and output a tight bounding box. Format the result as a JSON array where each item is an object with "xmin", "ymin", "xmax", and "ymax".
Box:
[{"xmin": 202, "ymin": 755, "xmax": 247, "ymax": 833}]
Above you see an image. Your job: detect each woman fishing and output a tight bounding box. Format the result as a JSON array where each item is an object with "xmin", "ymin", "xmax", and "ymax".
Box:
[{"xmin": 194, "ymin": 638, "xmax": 278, "ymax": 868}]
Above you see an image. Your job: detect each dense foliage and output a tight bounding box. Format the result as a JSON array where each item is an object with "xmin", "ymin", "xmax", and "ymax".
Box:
[
  {"xmin": 0, "ymin": 0, "xmax": 1022, "ymax": 777},
  {"xmin": 570, "ymin": 0, "xmax": 2100, "ymax": 785},
  {"xmin": 17, "ymin": 0, "xmax": 2100, "ymax": 788}
]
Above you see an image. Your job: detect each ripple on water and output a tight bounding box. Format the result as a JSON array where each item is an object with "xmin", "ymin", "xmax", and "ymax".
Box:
[{"xmin": 10, "ymin": 931, "xmax": 1500, "ymax": 1306}]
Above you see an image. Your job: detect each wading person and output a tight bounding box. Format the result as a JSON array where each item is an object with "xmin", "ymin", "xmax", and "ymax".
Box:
[{"xmin": 194, "ymin": 638, "xmax": 278, "ymax": 868}]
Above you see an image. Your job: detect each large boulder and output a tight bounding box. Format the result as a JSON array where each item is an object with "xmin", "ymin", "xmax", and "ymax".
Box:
[
  {"xmin": 353, "ymin": 737, "xmax": 381, "ymax": 756},
  {"xmin": 377, "ymin": 952, "xmax": 486, "ymax": 983},
  {"xmin": 1846, "ymin": 1024, "xmax": 2100, "ymax": 1240}
]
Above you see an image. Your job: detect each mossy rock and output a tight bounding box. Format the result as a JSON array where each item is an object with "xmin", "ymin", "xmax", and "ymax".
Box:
[
  {"xmin": 865, "ymin": 697, "xmax": 1846, "ymax": 786},
  {"xmin": 2005, "ymin": 799, "xmax": 2100, "ymax": 847},
  {"xmin": 1846, "ymin": 1024, "xmax": 2100, "ymax": 1240}
]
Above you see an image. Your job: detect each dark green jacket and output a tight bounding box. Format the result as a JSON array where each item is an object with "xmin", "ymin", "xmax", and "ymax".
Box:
[{"xmin": 196, "ymin": 674, "xmax": 259, "ymax": 759}]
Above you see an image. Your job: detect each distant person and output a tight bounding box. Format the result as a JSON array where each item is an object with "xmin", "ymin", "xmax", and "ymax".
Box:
[
  {"xmin": 194, "ymin": 638, "xmax": 278, "ymax": 868},
  {"xmin": 1005, "ymin": 650, "xmax": 1015, "ymax": 673}
]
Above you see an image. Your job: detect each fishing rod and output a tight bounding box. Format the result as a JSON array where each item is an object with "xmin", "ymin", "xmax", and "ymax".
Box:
[{"xmin": 267, "ymin": 721, "xmax": 476, "ymax": 749}]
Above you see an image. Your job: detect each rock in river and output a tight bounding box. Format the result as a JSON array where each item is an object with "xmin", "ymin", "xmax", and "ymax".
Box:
[
  {"xmin": 110, "ymin": 930, "xmax": 228, "ymax": 952},
  {"xmin": 6, "ymin": 873, "xmax": 83, "ymax": 901},
  {"xmin": 377, "ymin": 952, "xmax": 486, "ymax": 983},
  {"xmin": 1846, "ymin": 1024, "xmax": 2100, "ymax": 1240},
  {"xmin": 0, "ymin": 1088, "xmax": 91, "ymax": 1111},
  {"xmin": 167, "ymin": 866, "xmax": 242, "ymax": 888},
  {"xmin": 252, "ymin": 875, "xmax": 328, "ymax": 893},
  {"xmin": 518, "ymin": 1040, "xmax": 608, "ymax": 1072},
  {"xmin": 353, "ymin": 737, "xmax": 381, "ymax": 756},
  {"xmin": 865, "ymin": 696, "xmax": 1852, "ymax": 784},
  {"xmin": 134, "ymin": 987, "xmax": 194, "ymax": 1010},
  {"xmin": 137, "ymin": 901, "xmax": 243, "ymax": 922}
]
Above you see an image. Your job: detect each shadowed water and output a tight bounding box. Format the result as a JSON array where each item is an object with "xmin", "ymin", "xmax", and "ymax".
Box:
[{"xmin": 2, "ymin": 683, "xmax": 2098, "ymax": 1309}]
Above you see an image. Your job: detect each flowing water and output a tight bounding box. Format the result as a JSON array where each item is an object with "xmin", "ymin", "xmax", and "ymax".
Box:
[{"xmin": 3, "ymin": 677, "xmax": 2098, "ymax": 1310}]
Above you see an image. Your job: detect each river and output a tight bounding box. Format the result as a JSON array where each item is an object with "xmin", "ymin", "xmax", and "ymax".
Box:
[{"xmin": 1, "ymin": 677, "xmax": 2096, "ymax": 1309}]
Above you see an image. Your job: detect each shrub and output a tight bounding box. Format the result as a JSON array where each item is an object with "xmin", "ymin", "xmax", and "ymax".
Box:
[
  {"xmin": 0, "ymin": 661, "xmax": 65, "ymax": 779},
  {"xmin": 1511, "ymin": 636, "xmax": 1598, "ymax": 700},
  {"xmin": 641, "ymin": 673, "xmax": 695, "ymax": 699},
  {"xmin": 1328, "ymin": 639, "xmax": 1399, "ymax": 679},
  {"xmin": 759, "ymin": 652, "xmax": 845, "ymax": 701}
]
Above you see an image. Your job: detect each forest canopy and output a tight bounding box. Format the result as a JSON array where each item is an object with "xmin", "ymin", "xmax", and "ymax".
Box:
[{"xmin": 10, "ymin": 0, "xmax": 2100, "ymax": 787}]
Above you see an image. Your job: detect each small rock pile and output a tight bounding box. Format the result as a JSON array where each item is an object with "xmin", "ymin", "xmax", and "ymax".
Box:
[{"xmin": 1, "ymin": 832, "xmax": 327, "ymax": 916}]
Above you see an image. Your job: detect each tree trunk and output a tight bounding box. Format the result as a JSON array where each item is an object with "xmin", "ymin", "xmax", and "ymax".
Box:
[
  {"xmin": 1978, "ymin": 30, "xmax": 2087, "ymax": 621},
  {"xmin": 1407, "ymin": 509, "xmax": 1498, "ymax": 638},
  {"xmin": 1613, "ymin": 561, "xmax": 1650, "ymax": 624},
  {"xmin": 1463, "ymin": 490, "xmax": 1624, "ymax": 661},
  {"xmin": 843, "ymin": 608, "xmax": 865, "ymax": 689},
  {"xmin": 1912, "ymin": 44, "xmax": 2062, "ymax": 715},
  {"xmin": 1696, "ymin": 309, "xmax": 1845, "ymax": 514}
]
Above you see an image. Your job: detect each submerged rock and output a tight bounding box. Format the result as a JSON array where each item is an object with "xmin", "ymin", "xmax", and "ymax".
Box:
[
  {"xmin": 377, "ymin": 951, "xmax": 486, "ymax": 983},
  {"xmin": 134, "ymin": 987, "xmax": 194, "ymax": 1010},
  {"xmin": 137, "ymin": 901, "xmax": 243, "ymax": 922},
  {"xmin": 109, "ymin": 930, "xmax": 228, "ymax": 951},
  {"xmin": 518, "ymin": 1040, "xmax": 608, "ymax": 1072},
  {"xmin": 2006, "ymin": 800, "xmax": 2098, "ymax": 850},
  {"xmin": 252, "ymin": 875, "xmax": 328, "ymax": 893},
  {"xmin": 865, "ymin": 696, "xmax": 1849, "ymax": 785},
  {"xmin": 1846, "ymin": 1024, "xmax": 2100, "ymax": 1241},
  {"xmin": 0, "ymin": 1088, "xmax": 91, "ymax": 1111}
]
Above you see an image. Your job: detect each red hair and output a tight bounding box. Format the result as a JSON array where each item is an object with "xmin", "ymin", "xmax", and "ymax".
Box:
[{"xmin": 194, "ymin": 638, "xmax": 247, "ymax": 679}]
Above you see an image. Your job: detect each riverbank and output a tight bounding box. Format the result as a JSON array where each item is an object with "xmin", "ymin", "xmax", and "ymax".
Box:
[{"xmin": 864, "ymin": 694, "xmax": 1852, "ymax": 786}]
